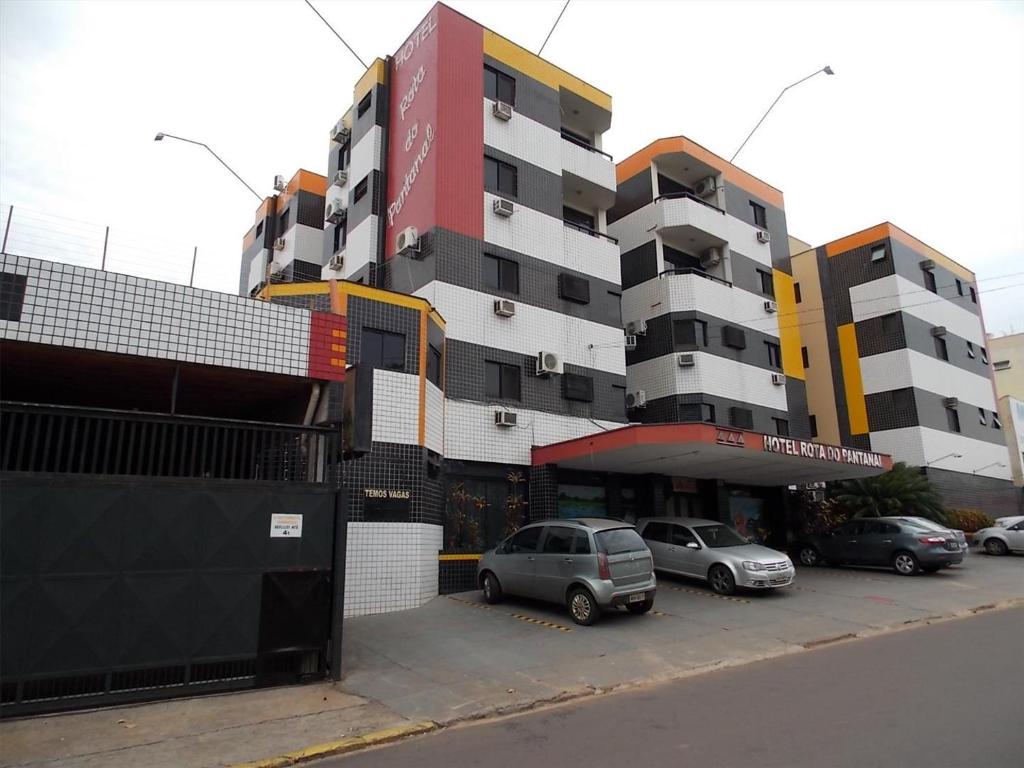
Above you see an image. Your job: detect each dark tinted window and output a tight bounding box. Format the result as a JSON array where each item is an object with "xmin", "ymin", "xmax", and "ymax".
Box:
[
  {"xmin": 934, "ymin": 335, "xmax": 948, "ymax": 361},
  {"xmin": 670, "ymin": 525, "xmax": 699, "ymax": 547},
  {"xmin": 801, "ymin": 346, "xmax": 809, "ymax": 368},
  {"xmin": 809, "ymin": 414, "xmax": 818, "ymax": 437},
  {"xmin": 484, "ymin": 156, "xmax": 517, "ymax": 197},
  {"xmin": 881, "ymin": 313, "xmax": 901, "ymax": 335},
  {"xmin": 571, "ymin": 529, "xmax": 592, "ymax": 554},
  {"xmin": 357, "ymin": 91, "xmax": 372, "ymax": 117},
  {"xmin": 766, "ymin": 342, "xmax": 782, "ymax": 368},
  {"xmin": 758, "ymin": 269, "xmax": 775, "ymax": 297},
  {"xmin": 353, "ymin": 176, "xmax": 368, "ymax": 204},
  {"xmin": 673, "ymin": 319, "xmax": 707, "ymax": 348},
  {"xmin": 558, "ymin": 273, "xmax": 590, "ymax": 303},
  {"xmin": 542, "ymin": 526, "xmax": 574, "ymax": 554},
  {"xmin": 863, "ymin": 521, "xmax": 900, "ymax": 535},
  {"xmin": 278, "ymin": 209, "xmax": 290, "ymax": 233},
  {"xmin": 694, "ymin": 524, "xmax": 748, "ymax": 548},
  {"xmin": 483, "ymin": 65, "xmax": 515, "ymax": 104},
  {"xmin": 835, "ymin": 520, "xmax": 863, "ymax": 536},
  {"xmin": 485, "ymin": 360, "xmax": 521, "ymax": 400},
  {"xmin": 562, "ymin": 372, "xmax": 594, "ymax": 402},
  {"xmin": 641, "ymin": 522, "xmax": 669, "ymax": 543},
  {"xmin": 722, "ymin": 325, "xmax": 746, "ymax": 349},
  {"xmin": 923, "ymin": 269, "xmax": 937, "ymax": 294},
  {"xmin": 509, "ymin": 526, "xmax": 542, "ymax": 553},
  {"xmin": 427, "ymin": 344, "xmax": 442, "ymax": 387},
  {"xmin": 483, "ymin": 254, "xmax": 519, "ymax": 294},
  {"xmin": 773, "ymin": 418, "xmax": 790, "ymax": 436},
  {"xmin": 0, "ymin": 272, "xmax": 28, "ymax": 322},
  {"xmin": 596, "ymin": 528, "xmax": 647, "ymax": 554},
  {"xmin": 563, "ymin": 205, "xmax": 595, "ymax": 231},
  {"xmin": 361, "ymin": 328, "xmax": 406, "ymax": 370},
  {"xmin": 946, "ymin": 407, "xmax": 961, "ymax": 433},
  {"xmin": 750, "ymin": 201, "xmax": 767, "ymax": 228},
  {"xmin": 794, "ymin": 282, "xmax": 802, "ymax": 303}
]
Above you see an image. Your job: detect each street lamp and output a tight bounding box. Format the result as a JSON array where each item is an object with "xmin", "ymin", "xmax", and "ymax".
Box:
[
  {"xmin": 972, "ymin": 461, "xmax": 1006, "ymax": 474},
  {"xmin": 730, "ymin": 65, "xmax": 835, "ymax": 163},
  {"xmin": 154, "ymin": 132, "xmax": 263, "ymax": 202},
  {"xmin": 925, "ymin": 452, "xmax": 962, "ymax": 466}
]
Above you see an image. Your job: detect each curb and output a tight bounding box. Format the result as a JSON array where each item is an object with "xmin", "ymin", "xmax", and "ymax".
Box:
[{"xmin": 229, "ymin": 721, "xmax": 437, "ymax": 768}]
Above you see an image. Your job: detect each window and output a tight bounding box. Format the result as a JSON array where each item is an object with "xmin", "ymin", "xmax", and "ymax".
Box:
[
  {"xmin": 357, "ymin": 91, "xmax": 372, "ymax": 117},
  {"xmin": 558, "ymin": 273, "xmax": 590, "ymax": 304},
  {"xmin": 750, "ymin": 201, "xmax": 767, "ymax": 229},
  {"xmin": 333, "ymin": 222, "xmax": 342, "ymax": 253},
  {"xmin": 483, "ymin": 65, "xmax": 515, "ymax": 104},
  {"xmin": 542, "ymin": 526, "xmax": 574, "ymax": 554},
  {"xmin": 482, "ymin": 254, "xmax": 519, "ymax": 294},
  {"xmin": 673, "ymin": 318, "xmax": 708, "ymax": 348},
  {"xmin": 508, "ymin": 526, "xmax": 541, "ymax": 553},
  {"xmin": 562, "ymin": 372, "xmax": 594, "ymax": 402},
  {"xmin": 670, "ymin": 526, "xmax": 699, "ymax": 547},
  {"xmin": 893, "ymin": 387, "xmax": 914, "ymax": 413},
  {"xmin": 571, "ymin": 529, "xmax": 591, "ymax": 554},
  {"xmin": 485, "ymin": 360, "xmax": 521, "ymax": 400},
  {"xmin": 773, "ymin": 418, "xmax": 790, "ymax": 437},
  {"xmin": 794, "ymin": 282, "xmax": 802, "ymax": 303},
  {"xmin": 923, "ymin": 268, "xmax": 937, "ymax": 294},
  {"xmin": 978, "ymin": 407, "xmax": 987, "ymax": 426},
  {"xmin": 801, "ymin": 346, "xmax": 809, "ymax": 368},
  {"xmin": 993, "ymin": 413, "xmax": 1002, "ymax": 429},
  {"xmin": 881, "ymin": 313, "xmax": 901, "ymax": 335},
  {"xmin": 946, "ymin": 406, "xmax": 961, "ymax": 433},
  {"xmin": 361, "ymin": 328, "xmax": 406, "ymax": 371},
  {"xmin": 0, "ymin": 272, "xmax": 28, "ymax": 322},
  {"xmin": 255, "ymin": 221, "xmax": 263, "ymax": 237},
  {"xmin": 766, "ymin": 341, "xmax": 782, "ymax": 369},
  {"xmin": 722, "ymin": 325, "xmax": 746, "ymax": 349},
  {"xmin": 955, "ymin": 278, "xmax": 963, "ymax": 296},
  {"xmin": 994, "ymin": 360, "xmax": 1012, "ymax": 371},
  {"xmin": 729, "ymin": 407, "xmax": 754, "ymax": 430},
  {"xmin": 701, "ymin": 403, "xmax": 716, "ymax": 423},
  {"xmin": 970, "ymin": 286, "xmax": 977, "ymax": 303},
  {"xmin": 934, "ymin": 335, "xmax": 948, "ymax": 361},
  {"xmin": 353, "ymin": 176, "xmax": 368, "ymax": 204},
  {"xmin": 484, "ymin": 155, "xmax": 517, "ymax": 197},
  {"xmin": 563, "ymin": 205, "xmax": 596, "ymax": 232},
  {"xmin": 981, "ymin": 347, "xmax": 989, "ymax": 364},
  {"xmin": 758, "ymin": 269, "xmax": 775, "ymax": 297},
  {"xmin": 809, "ymin": 414, "xmax": 818, "ymax": 438},
  {"xmin": 641, "ymin": 522, "xmax": 669, "ymax": 544},
  {"xmin": 338, "ymin": 141, "xmax": 351, "ymax": 171},
  {"xmin": 278, "ymin": 210, "xmax": 290, "ymax": 233},
  {"xmin": 427, "ymin": 344, "xmax": 442, "ymax": 387},
  {"xmin": 967, "ymin": 341, "xmax": 975, "ymax": 359},
  {"xmin": 870, "ymin": 244, "xmax": 887, "ymax": 262}
]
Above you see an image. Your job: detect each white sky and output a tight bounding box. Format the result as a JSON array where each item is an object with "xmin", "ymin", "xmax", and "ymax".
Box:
[{"xmin": 1, "ymin": 0, "xmax": 1022, "ymax": 333}]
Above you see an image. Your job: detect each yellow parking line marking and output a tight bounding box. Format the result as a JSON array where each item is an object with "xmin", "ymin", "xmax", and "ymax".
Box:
[
  {"xmin": 446, "ymin": 596, "xmax": 573, "ymax": 632},
  {"xmin": 663, "ymin": 585, "xmax": 751, "ymax": 604}
]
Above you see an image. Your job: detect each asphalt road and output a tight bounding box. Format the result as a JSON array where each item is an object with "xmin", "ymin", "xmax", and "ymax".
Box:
[{"xmin": 330, "ymin": 606, "xmax": 1024, "ymax": 768}]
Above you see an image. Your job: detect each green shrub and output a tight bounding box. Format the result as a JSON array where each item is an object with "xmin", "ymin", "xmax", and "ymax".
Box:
[{"xmin": 944, "ymin": 508, "xmax": 994, "ymax": 533}]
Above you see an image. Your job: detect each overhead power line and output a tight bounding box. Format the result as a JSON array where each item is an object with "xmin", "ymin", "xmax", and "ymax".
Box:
[
  {"xmin": 538, "ymin": 0, "xmax": 571, "ymax": 56},
  {"xmin": 304, "ymin": 0, "xmax": 368, "ymax": 69}
]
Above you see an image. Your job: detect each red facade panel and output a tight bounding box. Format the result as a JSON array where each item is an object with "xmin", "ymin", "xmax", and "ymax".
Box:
[{"xmin": 308, "ymin": 311, "xmax": 347, "ymax": 382}]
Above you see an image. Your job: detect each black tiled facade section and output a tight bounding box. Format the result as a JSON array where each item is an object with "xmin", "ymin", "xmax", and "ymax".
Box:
[
  {"xmin": 295, "ymin": 190, "xmax": 326, "ymax": 230},
  {"xmin": 784, "ymin": 378, "xmax": 812, "ymax": 439},
  {"xmin": 482, "ymin": 55, "xmax": 561, "ymax": 131},
  {"xmin": 291, "ymin": 260, "xmax": 322, "ymax": 282},
  {"xmin": 826, "ymin": 238, "xmax": 897, "ymax": 326},
  {"xmin": 865, "ymin": 389, "xmax": 919, "ymax": 432},
  {"xmin": 343, "ymin": 441, "xmax": 443, "ymax": 525},
  {"xmin": 924, "ymin": 466, "xmax": 1018, "ymax": 517},
  {"xmin": 347, "ymin": 296, "xmax": 421, "ymax": 375},
  {"xmin": 816, "ymin": 247, "xmax": 856, "ymax": 446},
  {"xmin": 439, "ymin": 560, "xmax": 479, "ymax": 595},
  {"xmin": 636, "ymin": 393, "xmax": 791, "ymax": 435},
  {"xmin": 621, "ymin": 242, "xmax": 658, "ymax": 289},
  {"xmin": 351, "ymin": 83, "xmax": 386, "ymax": 145},
  {"xmin": 608, "ymin": 172, "xmax": 653, "ymax": 225},
  {"xmin": 855, "ymin": 313, "xmax": 906, "ymax": 357},
  {"xmin": 445, "ymin": 339, "xmax": 627, "ymax": 422},
  {"xmin": 271, "ymin": 294, "xmax": 331, "ymax": 312},
  {"xmin": 348, "ymin": 169, "xmax": 383, "ymax": 231},
  {"xmin": 482, "ymin": 146, "xmax": 562, "ymax": 219},
  {"xmin": 528, "ymin": 464, "xmax": 559, "ymax": 521},
  {"xmin": 0, "ymin": 272, "xmax": 28, "ymax": 321}
]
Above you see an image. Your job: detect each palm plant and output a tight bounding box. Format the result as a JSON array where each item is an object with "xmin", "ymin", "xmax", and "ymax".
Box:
[{"xmin": 831, "ymin": 462, "xmax": 946, "ymax": 524}]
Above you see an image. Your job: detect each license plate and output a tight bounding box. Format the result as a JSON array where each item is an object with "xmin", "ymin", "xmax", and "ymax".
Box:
[{"xmin": 628, "ymin": 593, "xmax": 645, "ymax": 603}]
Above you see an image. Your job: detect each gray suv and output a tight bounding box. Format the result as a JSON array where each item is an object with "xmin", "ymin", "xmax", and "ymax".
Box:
[{"xmin": 477, "ymin": 518, "xmax": 656, "ymax": 625}]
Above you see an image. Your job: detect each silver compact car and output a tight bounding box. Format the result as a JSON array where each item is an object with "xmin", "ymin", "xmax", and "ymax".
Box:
[
  {"xmin": 973, "ymin": 516, "xmax": 1024, "ymax": 556},
  {"xmin": 477, "ymin": 518, "xmax": 656, "ymax": 626},
  {"xmin": 638, "ymin": 516, "xmax": 794, "ymax": 595}
]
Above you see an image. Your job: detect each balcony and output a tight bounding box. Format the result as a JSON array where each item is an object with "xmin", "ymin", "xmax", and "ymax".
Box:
[
  {"xmin": 654, "ymin": 192, "xmax": 730, "ymax": 253},
  {"xmin": 561, "ymin": 133, "xmax": 616, "ymax": 210},
  {"xmin": 657, "ymin": 268, "xmax": 780, "ymax": 337},
  {"xmin": 561, "ymin": 220, "xmax": 621, "ymax": 285}
]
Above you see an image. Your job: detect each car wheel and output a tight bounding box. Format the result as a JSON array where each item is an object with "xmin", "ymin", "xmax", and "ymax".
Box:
[
  {"xmin": 626, "ymin": 598, "xmax": 654, "ymax": 615},
  {"xmin": 797, "ymin": 545, "xmax": 821, "ymax": 567},
  {"xmin": 984, "ymin": 538, "xmax": 1009, "ymax": 556},
  {"xmin": 481, "ymin": 572, "xmax": 503, "ymax": 604},
  {"xmin": 568, "ymin": 587, "xmax": 599, "ymax": 626},
  {"xmin": 708, "ymin": 565, "xmax": 736, "ymax": 595},
  {"xmin": 892, "ymin": 551, "xmax": 920, "ymax": 576}
]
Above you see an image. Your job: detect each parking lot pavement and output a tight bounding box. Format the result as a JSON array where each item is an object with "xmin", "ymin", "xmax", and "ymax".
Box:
[{"xmin": 340, "ymin": 553, "xmax": 1024, "ymax": 726}]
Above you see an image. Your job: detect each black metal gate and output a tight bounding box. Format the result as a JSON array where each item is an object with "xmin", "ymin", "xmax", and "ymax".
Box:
[{"xmin": 0, "ymin": 473, "xmax": 343, "ymax": 716}]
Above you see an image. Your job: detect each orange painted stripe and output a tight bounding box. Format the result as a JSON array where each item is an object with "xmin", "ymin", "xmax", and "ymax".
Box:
[
  {"xmin": 616, "ymin": 136, "xmax": 784, "ymax": 209},
  {"xmin": 823, "ymin": 223, "xmax": 891, "ymax": 258},
  {"xmin": 823, "ymin": 222, "xmax": 976, "ymax": 282}
]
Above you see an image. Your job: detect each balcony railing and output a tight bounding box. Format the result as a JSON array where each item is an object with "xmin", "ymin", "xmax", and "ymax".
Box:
[
  {"xmin": 654, "ymin": 191, "xmax": 726, "ymax": 215},
  {"xmin": 559, "ymin": 132, "xmax": 614, "ymax": 161},
  {"xmin": 660, "ymin": 267, "xmax": 732, "ymax": 288},
  {"xmin": 562, "ymin": 220, "xmax": 619, "ymax": 244}
]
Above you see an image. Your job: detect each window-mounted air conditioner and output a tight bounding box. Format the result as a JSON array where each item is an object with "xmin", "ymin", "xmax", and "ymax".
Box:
[
  {"xmin": 757, "ymin": 229, "xmax": 771, "ymax": 244},
  {"xmin": 771, "ymin": 373, "xmax": 786, "ymax": 386},
  {"xmin": 624, "ymin": 334, "xmax": 638, "ymax": 351},
  {"xmin": 327, "ymin": 254, "xmax": 344, "ymax": 271},
  {"xmin": 626, "ymin": 319, "xmax": 647, "ymax": 336},
  {"xmin": 272, "ymin": 237, "xmax": 286, "ymax": 251},
  {"xmin": 331, "ymin": 120, "xmax": 350, "ymax": 144},
  {"xmin": 332, "ymin": 169, "xmax": 348, "ymax": 187},
  {"xmin": 494, "ymin": 299, "xmax": 516, "ymax": 317},
  {"xmin": 763, "ymin": 299, "xmax": 778, "ymax": 313},
  {"xmin": 678, "ymin": 353, "xmax": 696, "ymax": 368},
  {"xmin": 273, "ymin": 174, "xmax": 286, "ymax": 192},
  {"xmin": 493, "ymin": 198, "xmax": 515, "ymax": 217},
  {"xmin": 492, "ymin": 101, "xmax": 513, "ymax": 121},
  {"xmin": 495, "ymin": 411, "xmax": 518, "ymax": 427}
]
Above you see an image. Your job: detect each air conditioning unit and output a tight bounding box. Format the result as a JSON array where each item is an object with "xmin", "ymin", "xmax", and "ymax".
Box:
[
  {"xmin": 771, "ymin": 373, "xmax": 786, "ymax": 386},
  {"xmin": 492, "ymin": 101, "xmax": 513, "ymax": 121},
  {"xmin": 493, "ymin": 198, "xmax": 515, "ymax": 217},
  {"xmin": 757, "ymin": 229, "xmax": 771, "ymax": 244},
  {"xmin": 268, "ymin": 261, "xmax": 285, "ymax": 276},
  {"xmin": 763, "ymin": 299, "xmax": 778, "ymax": 313},
  {"xmin": 272, "ymin": 237, "xmax": 286, "ymax": 251},
  {"xmin": 624, "ymin": 334, "xmax": 638, "ymax": 351},
  {"xmin": 930, "ymin": 326, "xmax": 947, "ymax": 337},
  {"xmin": 396, "ymin": 226, "xmax": 420, "ymax": 256},
  {"xmin": 327, "ymin": 253, "xmax": 344, "ymax": 271},
  {"xmin": 919, "ymin": 259, "xmax": 935, "ymax": 271},
  {"xmin": 625, "ymin": 390, "xmax": 647, "ymax": 409},
  {"xmin": 625, "ymin": 319, "xmax": 648, "ymax": 336},
  {"xmin": 700, "ymin": 247, "xmax": 722, "ymax": 269},
  {"xmin": 678, "ymin": 353, "xmax": 696, "ymax": 368},
  {"xmin": 332, "ymin": 169, "xmax": 348, "ymax": 187},
  {"xmin": 494, "ymin": 299, "xmax": 516, "ymax": 317},
  {"xmin": 495, "ymin": 411, "xmax": 518, "ymax": 427},
  {"xmin": 536, "ymin": 350, "xmax": 563, "ymax": 376},
  {"xmin": 943, "ymin": 397, "xmax": 959, "ymax": 409},
  {"xmin": 325, "ymin": 198, "xmax": 346, "ymax": 225},
  {"xmin": 331, "ymin": 120, "xmax": 350, "ymax": 144},
  {"xmin": 694, "ymin": 176, "xmax": 717, "ymax": 197},
  {"xmin": 273, "ymin": 174, "xmax": 286, "ymax": 192}
]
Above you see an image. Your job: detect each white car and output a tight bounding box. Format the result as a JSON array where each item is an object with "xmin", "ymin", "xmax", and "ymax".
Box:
[{"xmin": 974, "ymin": 516, "xmax": 1024, "ymax": 556}]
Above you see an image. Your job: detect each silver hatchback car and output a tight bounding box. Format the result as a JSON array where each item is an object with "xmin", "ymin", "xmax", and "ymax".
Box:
[
  {"xmin": 477, "ymin": 518, "xmax": 656, "ymax": 625},
  {"xmin": 638, "ymin": 517, "xmax": 795, "ymax": 595}
]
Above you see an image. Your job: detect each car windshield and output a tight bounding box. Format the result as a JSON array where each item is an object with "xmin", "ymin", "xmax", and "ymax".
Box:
[
  {"xmin": 694, "ymin": 524, "xmax": 748, "ymax": 548},
  {"xmin": 595, "ymin": 528, "xmax": 646, "ymax": 555}
]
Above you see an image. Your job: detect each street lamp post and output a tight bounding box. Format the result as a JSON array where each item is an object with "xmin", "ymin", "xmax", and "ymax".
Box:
[
  {"xmin": 972, "ymin": 461, "xmax": 1006, "ymax": 475},
  {"xmin": 730, "ymin": 66, "xmax": 835, "ymax": 163},
  {"xmin": 154, "ymin": 132, "xmax": 263, "ymax": 202},
  {"xmin": 925, "ymin": 452, "xmax": 962, "ymax": 467}
]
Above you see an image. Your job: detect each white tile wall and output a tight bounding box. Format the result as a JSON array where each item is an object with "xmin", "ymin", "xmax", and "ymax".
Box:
[
  {"xmin": 869, "ymin": 426, "xmax": 1012, "ymax": 481},
  {"xmin": 371, "ymin": 369, "xmax": 420, "ymax": 445},
  {"xmin": 444, "ymin": 399, "xmax": 622, "ymax": 465},
  {"xmin": 344, "ymin": 522, "xmax": 443, "ymax": 617},
  {"xmin": 658, "ymin": 197, "xmax": 773, "ymax": 267},
  {"xmin": 0, "ymin": 254, "xmax": 310, "ymax": 376},
  {"xmin": 560, "ymin": 136, "xmax": 616, "ymax": 193},
  {"xmin": 340, "ymin": 215, "xmax": 377, "ymax": 280},
  {"xmin": 424, "ymin": 281, "xmax": 626, "ymax": 375},
  {"xmin": 247, "ymin": 247, "xmax": 268, "ymax": 294},
  {"xmin": 483, "ymin": 98, "xmax": 561, "ymax": 175},
  {"xmin": 273, "ymin": 223, "xmax": 324, "ymax": 273},
  {"xmin": 483, "ymin": 192, "xmax": 621, "ymax": 285},
  {"xmin": 607, "ymin": 202, "xmax": 659, "ymax": 255},
  {"xmin": 627, "ymin": 352, "xmax": 789, "ymax": 411},
  {"xmin": 859, "ymin": 348, "xmax": 996, "ymax": 408},
  {"xmin": 425, "ymin": 380, "xmax": 445, "ymax": 455},
  {"xmin": 349, "ymin": 125, "xmax": 383, "ymax": 192},
  {"xmin": 849, "ymin": 274, "xmax": 986, "ymax": 346}
]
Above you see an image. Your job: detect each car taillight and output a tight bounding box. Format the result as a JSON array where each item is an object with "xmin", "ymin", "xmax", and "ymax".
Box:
[
  {"xmin": 918, "ymin": 536, "xmax": 945, "ymax": 544},
  {"xmin": 597, "ymin": 552, "xmax": 611, "ymax": 580}
]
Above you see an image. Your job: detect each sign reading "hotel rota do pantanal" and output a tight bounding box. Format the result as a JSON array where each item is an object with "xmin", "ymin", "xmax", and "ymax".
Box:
[{"xmin": 762, "ymin": 436, "xmax": 885, "ymax": 468}]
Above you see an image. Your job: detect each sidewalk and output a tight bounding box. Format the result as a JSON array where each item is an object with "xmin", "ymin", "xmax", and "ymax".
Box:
[{"xmin": 3, "ymin": 554, "xmax": 1022, "ymax": 768}]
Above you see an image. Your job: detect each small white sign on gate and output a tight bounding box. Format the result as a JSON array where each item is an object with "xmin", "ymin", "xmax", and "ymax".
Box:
[{"xmin": 270, "ymin": 513, "xmax": 303, "ymax": 538}]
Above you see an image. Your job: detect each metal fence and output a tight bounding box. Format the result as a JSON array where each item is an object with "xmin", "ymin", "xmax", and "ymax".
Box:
[{"xmin": 0, "ymin": 402, "xmax": 340, "ymax": 483}]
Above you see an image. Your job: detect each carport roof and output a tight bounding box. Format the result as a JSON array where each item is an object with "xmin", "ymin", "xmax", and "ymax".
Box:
[{"xmin": 532, "ymin": 423, "xmax": 892, "ymax": 486}]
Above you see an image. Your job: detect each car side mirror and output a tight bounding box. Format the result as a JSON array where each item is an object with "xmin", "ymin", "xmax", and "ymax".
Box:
[{"xmin": 685, "ymin": 542, "xmax": 699, "ymax": 550}]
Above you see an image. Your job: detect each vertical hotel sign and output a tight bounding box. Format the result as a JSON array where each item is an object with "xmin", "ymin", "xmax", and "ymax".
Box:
[{"xmin": 385, "ymin": 11, "xmax": 439, "ymax": 258}]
